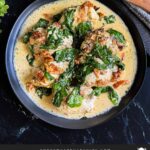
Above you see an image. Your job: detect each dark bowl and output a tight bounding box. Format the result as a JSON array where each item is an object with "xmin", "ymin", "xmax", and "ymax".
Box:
[{"xmin": 5, "ymin": 0, "xmax": 146, "ymax": 129}]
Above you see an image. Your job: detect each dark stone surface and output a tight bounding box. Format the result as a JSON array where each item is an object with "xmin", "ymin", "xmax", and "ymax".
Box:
[{"xmin": 0, "ymin": 0, "xmax": 149, "ymax": 144}]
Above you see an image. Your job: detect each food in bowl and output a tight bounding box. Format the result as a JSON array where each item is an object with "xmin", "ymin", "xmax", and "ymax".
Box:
[{"xmin": 14, "ymin": 0, "xmax": 137, "ymax": 119}]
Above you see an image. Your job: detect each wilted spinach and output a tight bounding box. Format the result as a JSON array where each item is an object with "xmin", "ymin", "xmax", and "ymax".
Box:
[
  {"xmin": 23, "ymin": 32, "xmax": 32, "ymax": 44},
  {"xmin": 104, "ymin": 15, "xmax": 116, "ymax": 24},
  {"xmin": 107, "ymin": 28, "xmax": 126, "ymax": 44},
  {"xmin": 36, "ymin": 87, "xmax": 52, "ymax": 99},
  {"xmin": 54, "ymin": 48, "xmax": 76, "ymax": 62},
  {"xmin": 63, "ymin": 8, "xmax": 76, "ymax": 31},
  {"xmin": 52, "ymin": 60, "xmax": 75, "ymax": 107},
  {"xmin": 26, "ymin": 45, "xmax": 35, "ymax": 66},
  {"xmin": 91, "ymin": 86, "xmax": 119, "ymax": 105},
  {"xmin": 76, "ymin": 21, "xmax": 92, "ymax": 37},
  {"xmin": 33, "ymin": 18, "xmax": 49, "ymax": 30},
  {"xmin": 67, "ymin": 87, "xmax": 83, "ymax": 108},
  {"xmin": 41, "ymin": 25, "xmax": 72, "ymax": 49}
]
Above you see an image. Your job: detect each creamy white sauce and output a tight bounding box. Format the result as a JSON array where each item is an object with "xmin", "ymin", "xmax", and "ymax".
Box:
[{"xmin": 14, "ymin": 0, "xmax": 137, "ymax": 119}]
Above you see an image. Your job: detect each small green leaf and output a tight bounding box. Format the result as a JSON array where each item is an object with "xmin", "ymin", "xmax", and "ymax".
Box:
[
  {"xmin": 91, "ymin": 86, "xmax": 119, "ymax": 106},
  {"xmin": 54, "ymin": 48, "xmax": 75, "ymax": 62},
  {"xmin": 23, "ymin": 32, "xmax": 32, "ymax": 44},
  {"xmin": 67, "ymin": 87, "xmax": 83, "ymax": 108},
  {"xmin": 26, "ymin": 54, "xmax": 34, "ymax": 66},
  {"xmin": 107, "ymin": 29, "xmax": 126, "ymax": 44},
  {"xmin": 76, "ymin": 21, "xmax": 92, "ymax": 37},
  {"xmin": 52, "ymin": 87, "xmax": 68, "ymax": 107},
  {"xmin": 104, "ymin": 15, "xmax": 116, "ymax": 24},
  {"xmin": 108, "ymin": 87, "xmax": 119, "ymax": 105},
  {"xmin": 33, "ymin": 18, "xmax": 49, "ymax": 29},
  {"xmin": 63, "ymin": 8, "xmax": 76, "ymax": 31}
]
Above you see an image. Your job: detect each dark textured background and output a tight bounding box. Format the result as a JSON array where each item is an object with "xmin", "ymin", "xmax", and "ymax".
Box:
[{"xmin": 0, "ymin": 0, "xmax": 150, "ymax": 144}]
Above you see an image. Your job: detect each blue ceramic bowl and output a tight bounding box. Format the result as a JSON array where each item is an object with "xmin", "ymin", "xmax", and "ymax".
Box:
[{"xmin": 5, "ymin": 0, "xmax": 146, "ymax": 129}]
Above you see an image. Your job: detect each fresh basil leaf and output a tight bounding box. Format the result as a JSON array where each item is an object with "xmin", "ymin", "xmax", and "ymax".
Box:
[
  {"xmin": 33, "ymin": 18, "xmax": 49, "ymax": 29},
  {"xmin": 107, "ymin": 29, "xmax": 126, "ymax": 44},
  {"xmin": 44, "ymin": 71, "xmax": 54, "ymax": 81},
  {"xmin": 36, "ymin": 87, "xmax": 52, "ymax": 99},
  {"xmin": 23, "ymin": 32, "xmax": 32, "ymax": 44},
  {"xmin": 67, "ymin": 87, "xmax": 83, "ymax": 108},
  {"xmin": 76, "ymin": 21, "xmax": 92, "ymax": 37},
  {"xmin": 104, "ymin": 15, "xmax": 116, "ymax": 24},
  {"xmin": 26, "ymin": 54, "xmax": 34, "ymax": 66}
]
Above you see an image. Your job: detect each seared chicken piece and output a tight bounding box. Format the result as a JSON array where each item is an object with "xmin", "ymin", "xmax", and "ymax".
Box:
[{"xmin": 81, "ymin": 28, "xmax": 125, "ymax": 54}]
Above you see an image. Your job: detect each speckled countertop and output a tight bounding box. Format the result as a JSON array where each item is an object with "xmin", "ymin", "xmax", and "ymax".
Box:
[{"xmin": 0, "ymin": 0, "xmax": 149, "ymax": 144}]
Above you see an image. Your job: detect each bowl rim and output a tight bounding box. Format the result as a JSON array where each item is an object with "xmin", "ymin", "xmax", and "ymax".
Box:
[{"xmin": 5, "ymin": 0, "xmax": 147, "ymax": 129}]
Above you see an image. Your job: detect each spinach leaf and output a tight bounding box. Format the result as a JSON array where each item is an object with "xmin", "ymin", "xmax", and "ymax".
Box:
[
  {"xmin": 75, "ymin": 43, "xmax": 125, "ymax": 84},
  {"xmin": 33, "ymin": 18, "xmax": 49, "ymax": 29},
  {"xmin": 91, "ymin": 87, "xmax": 108, "ymax": 96},
  {"xmin": 28, "ymin": 44, "xmax": 34, "ymax": 55},
  {"xmin": 54, "ymin": 48, "xmax": 75, "ymax": 62},
  {"xmin": 108, "ymin": 87, "xmax": 119, "ymax": 105},
  {"xmin": 41, "ymin": 25, "xmax": 72, "ymax": 50},
  {"xmin": 93, "ymin": 43, "xmax": 125, "ymax": 70},
  {"xmin": 91, "ymin": 86, "xmax": 119, "ymax": 105},
  {"xmin": 26, "ymin": 54, "xmax": 34, "ymax": 66},
  {"xmin": 26, "ymin": 45, "xmax": 35, "ymax": 66},
  {"xmin": 76, "ymin": 21, "xmax": 92, "ymax": 37},
  {"xmin": 36, "ymin": 87, "xmax": 52, "ymax": 99},
  {"xmin": 52, "ymin": 87, "xmax": 68, "ymax": 107},
  {"xmin": 114, "ymin": 56, "xmax": 125, "ymax": 70},
  {"xmin": 104, "ymin": 15, "xmax": 116, "ymax": 24},
  {"xmin": 67, "ymin": 87, "xmax": 83, "ymax": 108},
  {"xmin": 44, "ymin": 71, "xmax": 54, "ymax": 81},
  {"xmin": 52, "ymin": 60, "xmax": 75, "ymax": 107},
  {"xmin": 63, "ymin": 8, "xmax": 76, "ymax": 31},
  {"xmin": 107, "ymin": 29, "xmax": 126, "ymax": 44},
  {"xmin": 23, "ymin": 32, "xmax": 32, "ymax": 44}
]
